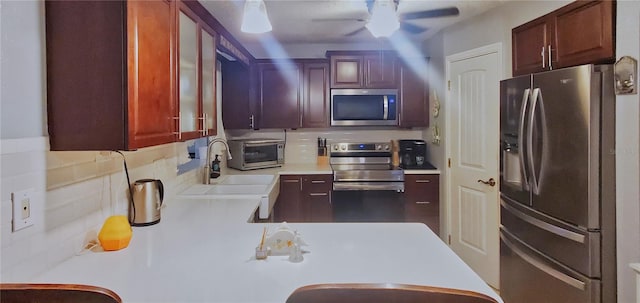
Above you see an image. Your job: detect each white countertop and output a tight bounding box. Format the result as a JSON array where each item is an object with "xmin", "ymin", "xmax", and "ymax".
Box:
[
  {"xmin": 224, "ymin": 163, "xmax": 334, "ymax": 175},
  {"xmin": 224, "ymin": 163, "xmax": 441, "ymax": 175},
  {"xmin": 24, "ymin": 198, "xmax": 501, "ymax": 303},
  {"xmin": 403, "ymin": 169, "xmax": 442, "ymax": 174}
]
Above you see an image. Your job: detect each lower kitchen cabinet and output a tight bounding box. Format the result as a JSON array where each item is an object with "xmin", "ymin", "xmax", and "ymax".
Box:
[
  {"xmin": 274, "ymin": 174, "xmax": 332, "ymax": 222},
  {"xmin": 404, "ymin": 174, "xmax": 440, "ymax": 235},
  {"xmin": 275, "ymin": 175, "xmax": 305, "ymax": 222}
]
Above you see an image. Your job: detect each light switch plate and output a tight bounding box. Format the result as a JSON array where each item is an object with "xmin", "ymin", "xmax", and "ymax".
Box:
[{"xmin": 12, "ymin": 189, "xmax": 34, "ymax": 232}]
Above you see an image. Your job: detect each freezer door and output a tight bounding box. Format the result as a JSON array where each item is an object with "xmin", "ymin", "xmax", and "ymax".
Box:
[
  {"xmin": 499, "ymin": 75, "xmax": 532, "ymax": 205},
  {"xmin": 500, "ymin": 229, "xmax": 601, "ymax": 303},
  {"xmin": 501, "ymin": 195, "xmax": 600, "ymax": 277},
  {"xmin": 529, "ymin": 65, "xmax": 602, "ymax": 229}
]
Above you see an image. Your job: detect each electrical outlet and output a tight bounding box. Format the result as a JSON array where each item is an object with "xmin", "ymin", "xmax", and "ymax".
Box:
[{"xmin": 12, "ymin": 189, "xmax": 34, "ymax": 232}]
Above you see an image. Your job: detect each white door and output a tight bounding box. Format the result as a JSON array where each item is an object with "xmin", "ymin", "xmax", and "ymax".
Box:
[{"xmin": 446, "ymin": 44, "xmax": 501, "ymax": 288}]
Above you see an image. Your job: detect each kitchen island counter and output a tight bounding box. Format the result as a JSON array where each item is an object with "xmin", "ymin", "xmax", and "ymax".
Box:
[{"xmin": 25, "ymin": 198, "xmax": 501, "ymax": 303}]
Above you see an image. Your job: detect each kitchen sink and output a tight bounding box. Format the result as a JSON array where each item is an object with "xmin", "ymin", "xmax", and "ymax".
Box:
[
  {"xmin": 179, "ymin": 184, "xmax": 267, "ymax": 196},
  {"xmin": 178, "ymin": 174, "xmax": 280, "ymax": 220},
  {"xmin": 205, "ymin": 184, "xmax": 268, "ymax": 195},
  {"xmin": 216, "ymin": 175, "xmax": 274, "ymax": 185}
]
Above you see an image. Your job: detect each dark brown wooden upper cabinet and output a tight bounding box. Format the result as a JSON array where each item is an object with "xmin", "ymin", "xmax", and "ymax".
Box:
[
  {"xmin": 364, "ymin": 53, "xmax": 397, "ymax": 88},
  {"xmin": 330, "ymin": 55, "xmax": 364, "ymax": 88},
  {"xmin": 398, "ymin": 58, "xmax": 430, "ymax": 128},
  {"xmin": 512, "ymin": 16, "xmax": 553, "ymax": 75},
  {"xmin": 329, "ymin": 52, "xmax": 397, "ymax": 89},
  {"xmin": 512, "ymin": 0, "xmax": 615, "ymax": 76},
  {"xmin": 302, "ymin": 61, "xmax": 330, "ymax": 128},
  {"xmin": 221, "ymin": 59, "xmax": 256, "ymax": 130},
  {"xmin": 552, "ymin": 0, "xmax": 615, "ymax": 68},
  {"xmin": 46, "ymin": 0, "xmax": 176, "ymax": 151},
  {"xmin": 177, "ymin": 4, "xmax": 218, "ymax": 141},
  {"xmin": 257, "ymin": 61, "xmax": 303, "ymax": 129}
]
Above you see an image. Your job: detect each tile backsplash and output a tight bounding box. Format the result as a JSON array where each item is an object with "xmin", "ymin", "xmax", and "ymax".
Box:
[
  {"xmin": 226, "ymin": 128, "xmax": 425, "ymax": 164},
  {"xmin": 0, "ymin": 137, "xmax": 198, "ymax": 281}
]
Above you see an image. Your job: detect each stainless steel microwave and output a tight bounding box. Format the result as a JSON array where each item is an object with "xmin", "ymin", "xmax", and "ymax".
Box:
[
  {"xmin": 227, "ymin": 139, "xmax": 284, "ymax": 170},
  {"xmin": 330, "ymin": 88, "xmax": 398, "ymax": 126}
]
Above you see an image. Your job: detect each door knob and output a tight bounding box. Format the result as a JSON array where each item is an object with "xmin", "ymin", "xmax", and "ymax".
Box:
[{"xmin": 477, "ymin": 178, "xmax": 496, "ymax": 187}]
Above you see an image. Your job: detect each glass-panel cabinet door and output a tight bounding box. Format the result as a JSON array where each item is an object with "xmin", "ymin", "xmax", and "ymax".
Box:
[
  {"xmin": 201, "ymin": 28, "xmax": 216, "ymax": 135},
  {"xmin": 179, "ymin": 11, "xmax": 198, "ymax": 134}
]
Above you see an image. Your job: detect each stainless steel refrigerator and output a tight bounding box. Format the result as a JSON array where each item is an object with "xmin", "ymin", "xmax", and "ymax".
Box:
[{"xmin": 499, "ymin": 64, "xmax": 616, "ymax": 303}]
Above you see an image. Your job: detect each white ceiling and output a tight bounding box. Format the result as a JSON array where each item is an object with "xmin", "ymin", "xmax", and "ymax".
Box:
[{"xmin": 201, "ymin": 0, "xmax": 504, "ymax": 49}]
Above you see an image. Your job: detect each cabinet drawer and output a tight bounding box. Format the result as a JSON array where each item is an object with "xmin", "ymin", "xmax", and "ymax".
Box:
[
  {"xmin": 303, "ymin": 175, "xmax": 332, "ymax": 193},
  {"xmin": 404, "ymin": 174, "xmax": 440, "ymax": 234},
  {"xmin": 405, "ymin": 175, "xmax": 439, "ymax": 200},
  {"xmin": 405, "ymin": 198, "xmax": 439, "ymax": 216}
]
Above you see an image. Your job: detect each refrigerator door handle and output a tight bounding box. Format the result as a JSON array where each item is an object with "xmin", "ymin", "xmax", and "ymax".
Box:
[
  {"xmin": 501, "ymin": 231, "xmax": 587, "ymax": 291},
  {"xmin": 528, "ymin": 88, "xmax": 548, "ymax": 195},
  {"xmin": 518, "ymin": 88, "xmax": 531, "ymax": 191},
  {"xmin": 501, "ymin": 200, "xmax": 586, "ymax": 243},
  {"xmin": 528, "ymin": 88, "xmax": 540, "ymax": 193}
]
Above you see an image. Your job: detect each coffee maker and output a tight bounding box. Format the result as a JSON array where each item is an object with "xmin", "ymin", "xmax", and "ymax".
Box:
[{"xmin": 398, "ymin": 140, "xmax": 428, "ymax": 169}]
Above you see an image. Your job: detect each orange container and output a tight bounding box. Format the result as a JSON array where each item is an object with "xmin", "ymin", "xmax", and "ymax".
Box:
[{"xmin": 98, "ymin": 215, "xmax": 132, "ymax": 251}]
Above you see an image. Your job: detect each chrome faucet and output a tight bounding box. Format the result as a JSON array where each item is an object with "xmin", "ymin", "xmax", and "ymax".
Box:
[{"xmin": 203, "ymin": 138, "xmax": 232, "ymax": 184}]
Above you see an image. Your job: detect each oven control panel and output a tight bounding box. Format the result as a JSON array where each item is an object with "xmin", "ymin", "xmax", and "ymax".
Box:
[{"xmin": 331, "ymin": 142, "xmax": 390, "ymax": 153}]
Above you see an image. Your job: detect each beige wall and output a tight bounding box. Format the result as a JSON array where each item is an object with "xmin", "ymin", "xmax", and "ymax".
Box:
[
  {"xmin": 0, "ymin": 1, "xmax": 200, "ymax": 280},
  {"xmin": 423, "ymin": 1, "xmax": 640, "ymax": 302},
  {"xmin": 1, "ymin": 138, "xmax": 199, "ymax": 281},
  {"xmin": 0, "ymin": 1, "xmax": 46, "ymax": 139}
]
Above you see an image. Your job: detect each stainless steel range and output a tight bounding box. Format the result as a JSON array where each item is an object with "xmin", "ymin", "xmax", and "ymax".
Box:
[{"xmin": 330, "ymin": 142, "xmax": 405, "ymax": 222}]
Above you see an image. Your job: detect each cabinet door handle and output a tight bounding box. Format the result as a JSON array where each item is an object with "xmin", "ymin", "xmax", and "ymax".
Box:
[
  {"xmin": 548, "ymin": 45, "xmax": 552, "ymax": 70},
  {"xmin": 309, "ymin": 193, "xmax": 328, "ymax": 196},
  {"xmin": 283, "ymin": 179, "xmax": 300, "ymax": 183},
  {"xmin": 415, "ymin": 201, "xmax": 431, "ymax": 204},
  {"xmin": 199, "ymin": 114, "xmax": 207, "ymax": 136},
  {"xmin": 311, "ymin": 180, "xmax": 326, "ymax": 184},
  {"xmin": 249, "ymin": 115, "xmax": 255, "ymax": 129},
  {"xmin": 172, "ymin": 113, "xmax": 182, "ymax": 140},
  {"xmin": 541, "ymin": 46, "xmax": 545, "ymax": 69},
  {"xmin": 415, "ymin": 179, "xmax": 431, "ymax": 183}
]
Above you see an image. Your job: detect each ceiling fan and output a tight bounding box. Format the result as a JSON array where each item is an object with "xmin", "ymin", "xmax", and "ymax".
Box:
[{"xmin": 312, "ymin": 0, "xmax": 460, "ymax": 37}]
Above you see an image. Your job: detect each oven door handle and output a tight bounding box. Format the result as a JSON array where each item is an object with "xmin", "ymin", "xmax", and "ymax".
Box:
[{"xmin": 333, "ymin": 182, "xmax": 404, "ymax": 191}]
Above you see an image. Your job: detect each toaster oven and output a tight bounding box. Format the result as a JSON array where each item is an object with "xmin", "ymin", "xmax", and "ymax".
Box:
[{"xmin": 227, "ymin": 139, "xmax": 284, "ymax": 170}]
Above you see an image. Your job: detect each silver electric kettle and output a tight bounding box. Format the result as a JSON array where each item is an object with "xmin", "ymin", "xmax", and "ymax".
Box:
[{"xmin": 130, "ymin": 179, "xmax": 164, "ymax": 226}]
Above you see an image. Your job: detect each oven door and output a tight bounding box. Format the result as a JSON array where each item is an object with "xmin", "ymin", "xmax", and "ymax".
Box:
[{"xmin": 332, "ymin": 182, "xmax": 405, "ymax": 222}]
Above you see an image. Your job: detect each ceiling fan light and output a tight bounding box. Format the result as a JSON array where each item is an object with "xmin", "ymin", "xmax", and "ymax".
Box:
[
  {"xmin": 241, "ymin": 0, "xmax": 272, "ymax": 34},
  {"xmin": 366, "ymin": 0, "xmax": 400, "ymax": 38}
]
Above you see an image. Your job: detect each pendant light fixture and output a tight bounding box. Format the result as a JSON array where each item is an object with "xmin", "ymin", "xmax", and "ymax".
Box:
[
  {"xmin": 241, "ymin": 0, "xmax": 272, "ymax": 34},
  {"xmin": 366, "ymin": 0, "xmax": 400, "ymax": 38}
]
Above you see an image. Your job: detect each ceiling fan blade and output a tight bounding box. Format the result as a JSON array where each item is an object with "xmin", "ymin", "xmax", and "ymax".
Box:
[
  {"xmin": 400, "ymin": 22, "xmax": 428, "ymax": 34},
  {"xmin": 399, "ymin": 7, "xmax": 460, "ymax": 20},
  {"xmin": 345, "ymin": 27, "xmax": 367, "ymax": 36},
  {"xmin": 311, "ymin": 17, "xmax": 367, "ymax": 22}
]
